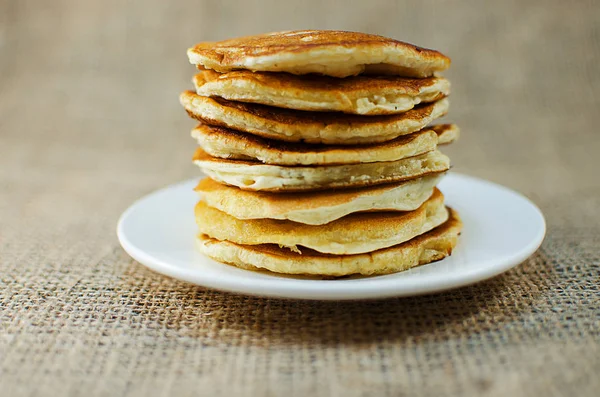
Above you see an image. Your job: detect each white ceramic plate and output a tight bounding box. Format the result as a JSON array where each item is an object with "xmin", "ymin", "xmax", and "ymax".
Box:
[{"xmin": 117, "ymin": 173, "xmax": 545, "ymax": 300}]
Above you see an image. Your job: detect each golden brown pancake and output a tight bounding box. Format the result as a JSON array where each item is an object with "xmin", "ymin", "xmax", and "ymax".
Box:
[
  {"xmin": 197, "ymin": 208, "xmax": 462, "ymax": 276},
  {"xmin": 187, "ymin": 30, "xmax": 450, "ymax": 78},
  {"xmin": 195, "ymin": 173, "xmax": 443, "ymax": 225},
  {"xmin": 191, "ymin": 123, "xmax": 458, "ymax": 165},
  {"xmin": 180, "ymin": 91, "xmax": 449, "ymax": 144},
  {"xmin": 193, "ymin": 69, "xmax": 450, "ymax": 115},
  {"xmin": 431, "ymin": 124, "xmax": 460, "ymax": 145},
  {"xmin": 195, "ymin": 189, "xmax": 448, "ymax": 255},
  {"xmin": 193, "ymin": 148, "xmax": 450, "ymax": 192}
]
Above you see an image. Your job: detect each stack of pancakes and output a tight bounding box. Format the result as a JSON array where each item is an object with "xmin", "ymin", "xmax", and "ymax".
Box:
[{"xmin": 180, "ymin": 30, "xmax": 462, "ymax": 277}]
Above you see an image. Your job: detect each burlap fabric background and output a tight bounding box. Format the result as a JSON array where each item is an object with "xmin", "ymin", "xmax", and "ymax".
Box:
[{"xmin": 1, "ymin": 1, "xmax": 599, "ymax": 396}]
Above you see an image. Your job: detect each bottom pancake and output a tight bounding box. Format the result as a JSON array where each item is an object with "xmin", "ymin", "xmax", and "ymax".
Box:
[{"xmin": 197, "ymin": 208, "xmax": 462, "ymax": 277}]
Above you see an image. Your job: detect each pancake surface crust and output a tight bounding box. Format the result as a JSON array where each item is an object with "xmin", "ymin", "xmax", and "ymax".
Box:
[
  {"xmin": 180, "ymin": 91, "xmax": 449, "ymax": 144},
  {"xmin": 187, "ymin": 30, "xmax": 451, "ymax": 78},
  {"xmin": 195, "ymin": 189, "xmax": 449, "ymax": 255},
  {"xmin": 197, "ymin": 208, "xmax": 462, "ymax": 277},
  {"xmin": 193, "ymin": 69, "xmax": 450, "ymax": 115}
]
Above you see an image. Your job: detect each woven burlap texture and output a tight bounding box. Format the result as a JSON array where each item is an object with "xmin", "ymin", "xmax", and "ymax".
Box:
[{"xmin": 1, "ymin": 1, "xmax": 599, "ymax": 396}]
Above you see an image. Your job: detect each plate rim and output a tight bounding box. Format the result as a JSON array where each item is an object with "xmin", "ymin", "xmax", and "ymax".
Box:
[{"xmin": 117, "ymin": 172, "xmax": 546, "ymax": 300}]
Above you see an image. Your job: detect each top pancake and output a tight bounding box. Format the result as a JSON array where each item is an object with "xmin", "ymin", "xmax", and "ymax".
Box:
[
  {"xmin": 187, "ymin": 30, "xmax": 450, "ymax": 78},
  {"xmin": 193, "ymin": 69, "xmax": 450, "ymax": 115}
]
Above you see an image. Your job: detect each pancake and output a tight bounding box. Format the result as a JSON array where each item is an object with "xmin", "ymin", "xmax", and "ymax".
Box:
[
  {"xmin": 193, "ymin": 148, "xmax": 450, "ymax": 192},
  {"xmin": 180, "ymin": 91, "xmax": 449, "ymax": 144},
  {"xmin": 432, "ymin": 123, "xmax": 460, "ymax": 145},
  {"xmin": 187, "ymin": 30, "xmax": 450, "ymax": 78},
  {"xmin": 195, "ymin": 173, "xmax": 442, "ymax": 225},
  {"xmin": 193, "ymin": 70, "xmax": 450, "ymax": 115},
  {"xmin": 191, "ymin": 123, "xmax": 458, "ymax": 166},
  {"xmin": 197, "ymin": 208, "xmax": 461, "ymax": 276},
  {"xmin": 195, "ymin": 189, "xmax": 448, "ymax": 255}
]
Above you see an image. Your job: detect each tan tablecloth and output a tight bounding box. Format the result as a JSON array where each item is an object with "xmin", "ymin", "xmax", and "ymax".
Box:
[{"xmin": 1, "ymin": 1, "xmax": 599, "ymax": 396}]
